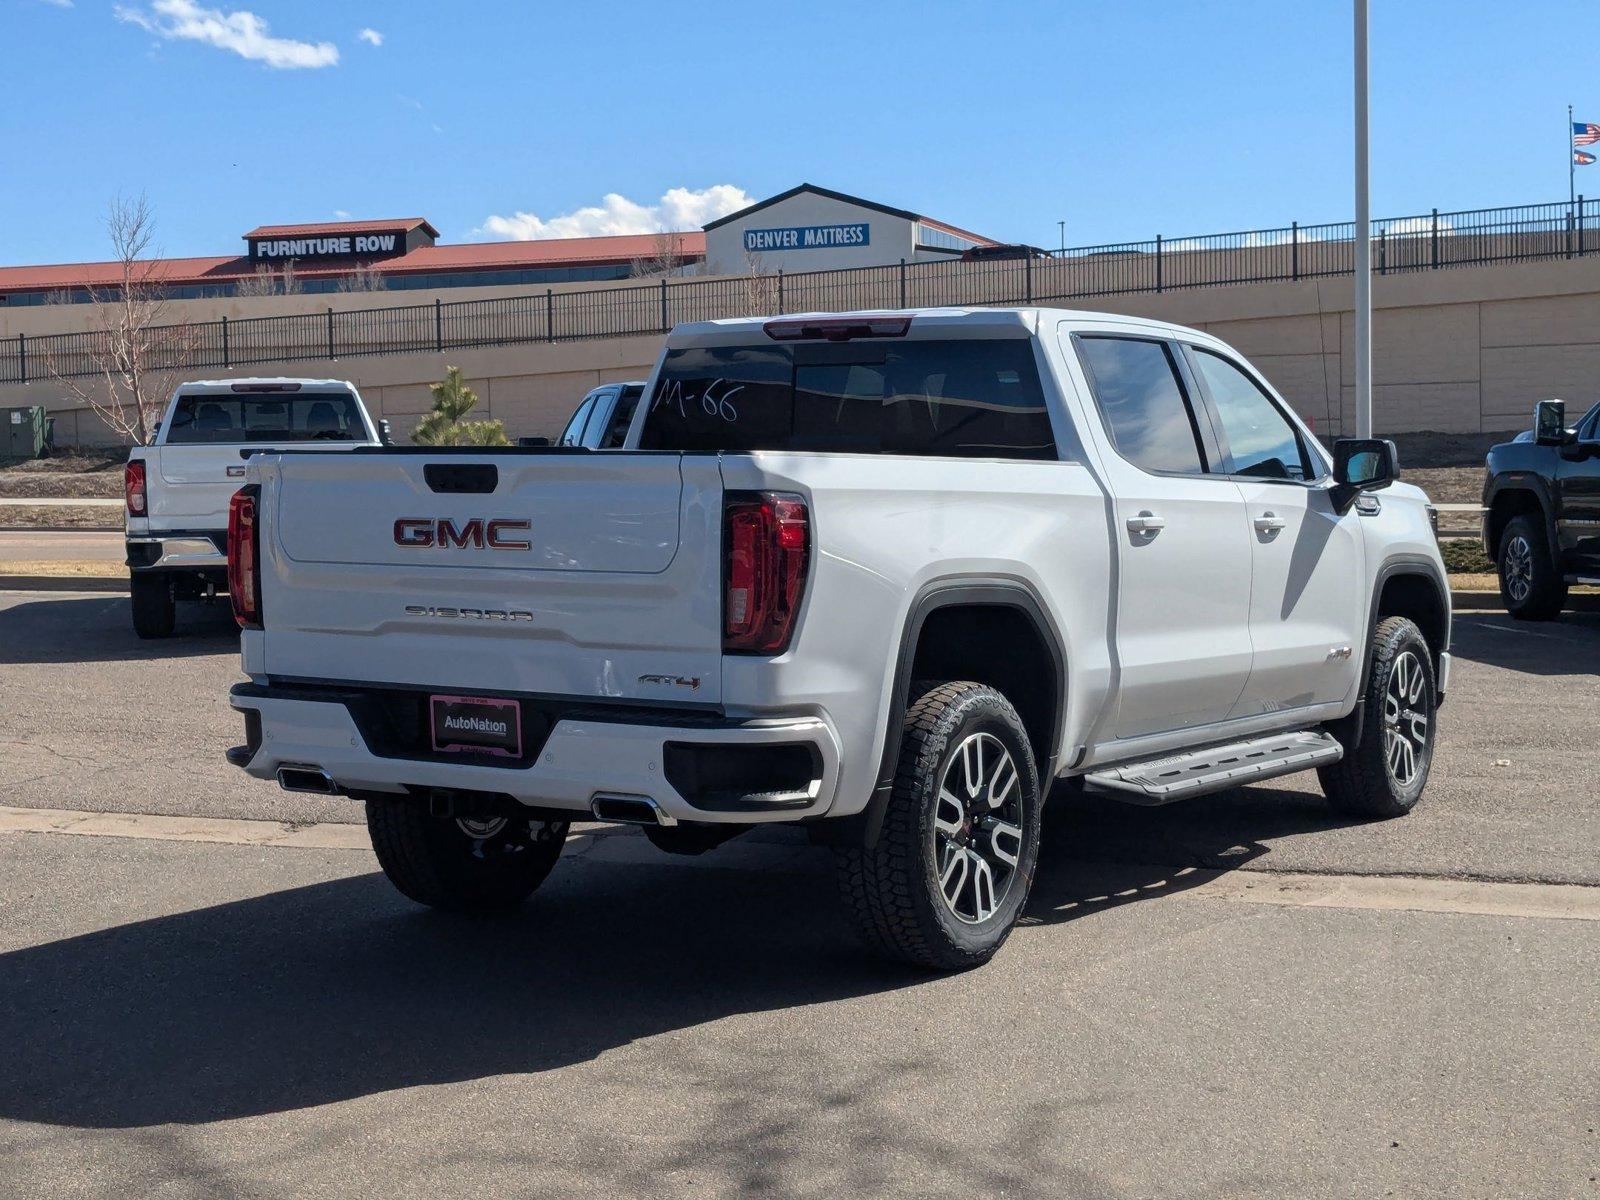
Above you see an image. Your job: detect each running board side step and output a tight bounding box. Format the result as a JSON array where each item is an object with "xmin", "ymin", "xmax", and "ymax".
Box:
[{"xmin": 1082, "ymin": 730, "xmax": 1343, "ymax": 805}]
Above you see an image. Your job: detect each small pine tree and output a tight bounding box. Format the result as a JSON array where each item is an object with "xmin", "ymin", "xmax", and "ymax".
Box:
[{"xmin": 411, "ymin": 366, "xmax": 509, "ymax": 446}]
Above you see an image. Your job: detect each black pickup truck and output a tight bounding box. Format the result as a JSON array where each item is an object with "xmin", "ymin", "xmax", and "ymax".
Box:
[{"xmin": 1482, "ymin": 398, "xmax": 1600, "ymax": 618}]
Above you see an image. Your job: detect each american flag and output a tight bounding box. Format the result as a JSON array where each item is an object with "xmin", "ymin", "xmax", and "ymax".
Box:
[
  {"xmin": 1577, "ymin": 150, "xmax": 1597, "ymax": 167},
  {"xmin": 1574, "ymin": 122, "xmax": 1600, "ymax": 147}
]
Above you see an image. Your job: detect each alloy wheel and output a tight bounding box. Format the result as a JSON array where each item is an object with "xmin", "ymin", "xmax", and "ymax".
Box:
[
  {"xmin": 933, "ymin": 732, "xmax": 1026, "ymax": 924},
  {"xmin": 1382, "ymin": 649, "xmax": 1430, "ymax": 787},
  {"xmin": 1502, "ymin": 534, "xmax": 1533, "ymax": 603}
]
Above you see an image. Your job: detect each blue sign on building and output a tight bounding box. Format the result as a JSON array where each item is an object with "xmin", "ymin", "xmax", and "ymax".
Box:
[{"xmin": 743, "ymin": 223, "xmax": 871, "ymax": 253}]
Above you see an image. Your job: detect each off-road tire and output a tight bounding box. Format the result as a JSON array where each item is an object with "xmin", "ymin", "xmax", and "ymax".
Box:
[
  {"xmin": 833, "ymin": 681, "xmax": 1042, "ymax": 971},
  {"xmin": 1497, "ymin": 514, "xmax": 1567, "ymax": 621},
  {"xmin": 130, "ymin": 573, "xmax": 176, "ymax": 640},
  {"xmin": 1318, "ymin": 616, "xmax": 1436, "ymax": 818},
  {"xmin": 366, "ymin": 797, "xmax": 568, "ymax": 912}
]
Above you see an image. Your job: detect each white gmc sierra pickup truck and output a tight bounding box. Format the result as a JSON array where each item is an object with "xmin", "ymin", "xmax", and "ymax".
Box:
[
  {"xmin": 225, "ymin": 308, "xmax": 1450, "ymax": 970},
  {"xmin": 125, "ymin": 377, "xmax": 382, "ymax": 638}
]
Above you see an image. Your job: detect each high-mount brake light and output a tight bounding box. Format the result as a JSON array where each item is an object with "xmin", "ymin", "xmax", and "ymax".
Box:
[
  {"xmin": 231, "ymin": 382, "xmax": 302, "ymax": 393},
  {"xmin": 227, "ymin": 485, "xmax": 263, "ymax": 629},
  {"xmin": 723, "ymin": 491, "xmax": 810, "ymax": 655},
  {"xmin": 762, "ymin": 316, "xmax": 912, "ymax": 342},
  {"xmin": 124, "ymin": 460, "xmax": 147, "ymax": 516}
]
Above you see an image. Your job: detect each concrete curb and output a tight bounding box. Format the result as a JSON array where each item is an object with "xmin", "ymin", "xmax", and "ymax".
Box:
[
  {"xmin": 0, "ymin": 525, "xmax": 123, "ymax": 534},
  {"xmin": 1451, "ymin": 589, "xmax": 1600, "ymax": 612},
  {"xmin": 4, "ymin": 803, "xmax": 1598, "ymax": 922}
]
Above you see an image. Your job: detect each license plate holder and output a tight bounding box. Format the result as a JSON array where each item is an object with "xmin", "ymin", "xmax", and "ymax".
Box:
[{"xmin": 430, "ymin": 694, "xmax": 522, "ymax": 758}]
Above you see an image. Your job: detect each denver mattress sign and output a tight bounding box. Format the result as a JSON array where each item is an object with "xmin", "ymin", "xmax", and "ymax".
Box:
[{"xmin": 743, "ymin": 223, "xmax": 870, "ymax": 253}]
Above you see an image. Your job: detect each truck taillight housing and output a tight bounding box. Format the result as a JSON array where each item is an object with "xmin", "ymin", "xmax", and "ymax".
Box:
[
  {"xmin": 227, "ymin": 485, "xmax": 263, "ymax": 629},
  {"xmin": 124, "ymin": 460, "xmax": 147, "ymax": 516},
  {"xmin": 723, "ymin": 492, "xmax": 809, "ymax": 655}
]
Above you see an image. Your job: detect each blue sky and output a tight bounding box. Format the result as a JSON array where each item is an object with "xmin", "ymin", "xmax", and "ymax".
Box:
[{"xmin": 4, "ymin": 0, "xmax": 1598, "ymax": 265}]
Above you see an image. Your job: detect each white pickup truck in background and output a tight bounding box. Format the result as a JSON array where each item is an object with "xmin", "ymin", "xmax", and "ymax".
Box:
[
  {"xmin": 225, "ymin": 309, "xmax": 1450, "ymax": 969},
  {"xmin": 123, "ymin": 378, "xmax": 382, "ymax": 637}
]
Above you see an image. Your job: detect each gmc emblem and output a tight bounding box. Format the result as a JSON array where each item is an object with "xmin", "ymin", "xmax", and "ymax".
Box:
[{"xmin": 393, "ymin": 518, "xmax": 532, "ymax": 550}]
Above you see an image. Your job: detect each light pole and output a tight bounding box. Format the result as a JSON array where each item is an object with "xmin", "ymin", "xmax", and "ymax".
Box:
[
  {"xmin": 1354, "ymin": 0, "xmax": 1372, "ymax": 439},
  {"xmin": 1058, "ymin": 220, "xmax": 1066, "ymax": 254}
]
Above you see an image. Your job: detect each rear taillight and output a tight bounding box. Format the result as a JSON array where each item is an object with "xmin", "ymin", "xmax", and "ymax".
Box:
[
  {"xmin": 124, "ymin": 460, "xmax": 147, "ymax": 516},
  {"xmin": 228, "ymin": 485, "xmax": 263, "ymax": 629},
  {"xmin": 723, "ymin": 492, "xmax": 810, "ymax": 655}
]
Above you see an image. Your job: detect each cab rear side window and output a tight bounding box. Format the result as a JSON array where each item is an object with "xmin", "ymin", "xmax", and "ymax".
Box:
[
  {"xmin": 1074, "ymin": 336, "xmax": 1208, "ymax": 475},
  {"xmin": 601, "ymin": 385, "xmax": 643, "ymax": 448},
  {"xmin": 638, "ymin": 339, "xmax": 1057, "ymax": 460},
  {"xmin": 558, "ymin": 396, "xmax": 596, "ymax": 447}
]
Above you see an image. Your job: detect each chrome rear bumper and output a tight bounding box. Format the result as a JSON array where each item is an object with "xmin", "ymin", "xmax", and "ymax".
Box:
[{"xmin": 126, "ymin": 535, "xmax": 226, "ymax": 570}]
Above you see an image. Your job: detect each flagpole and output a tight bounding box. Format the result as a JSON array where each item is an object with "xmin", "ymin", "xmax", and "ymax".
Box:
[
  {"xmin": 1571, "ymin": 104, "xmax": 1577, "ymax": 211},
  {"xmin": 1354, "ymin": 0, "xmax": 1371, "ymax": 440}
]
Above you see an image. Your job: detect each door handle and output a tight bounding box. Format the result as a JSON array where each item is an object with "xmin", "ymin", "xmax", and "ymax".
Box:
[
  {"xmin": 1254, "ymin": 512, "xmax": 1287, "ymax": 534},
  {"xmin": 1126, "ymin": 511, "xmax": 1166, "ymax": 536}
]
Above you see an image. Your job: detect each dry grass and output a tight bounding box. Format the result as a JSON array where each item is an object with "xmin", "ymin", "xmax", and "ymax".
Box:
[
  {"xmin": 1405, "ymin": 467, "xmax": 1483, "ymax": 508},
  {"xmin": 0, "ymin": 559, "xmax": 125, "ymax": 578},
  {"xmin": 0, "ymin": 505, "xmax": 123, "ymax": 530},
  {"xmin": 0, "ymin": 451, "xmax": 127, "ymax": 500}
]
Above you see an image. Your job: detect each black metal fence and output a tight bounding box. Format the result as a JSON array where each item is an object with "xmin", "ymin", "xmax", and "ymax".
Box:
[{"xmin": 5, "ymin": 196, "xmax": 1597, "ymax": 385}]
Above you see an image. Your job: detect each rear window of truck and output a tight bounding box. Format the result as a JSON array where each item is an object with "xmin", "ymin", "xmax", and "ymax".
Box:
[
  {"xmin": 638, "ymin": 339, "xmax": 1057, "ymax": 459},
  {"xmin": 165, "ymin": 392, "xmax": 364, "ymax": 444}
]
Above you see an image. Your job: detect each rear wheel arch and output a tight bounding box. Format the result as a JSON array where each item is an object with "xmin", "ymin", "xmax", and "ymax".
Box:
[{"xmin": 820, "ymin": 578, "xmax": 1067, "ymax": 849}]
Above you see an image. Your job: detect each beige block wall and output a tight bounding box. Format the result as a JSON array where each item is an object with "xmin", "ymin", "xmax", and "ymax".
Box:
[{"xmin": 8, "ymin": 255, "xmax": 1600, "ymax": 444}]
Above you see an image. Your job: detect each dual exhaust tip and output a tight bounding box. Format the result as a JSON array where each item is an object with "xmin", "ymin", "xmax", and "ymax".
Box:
[
  {"xmin": 276, "ymin": 765, "xmax": 341, "ymax": 796},
  {"xmin": 589, "ymin": 794, "xmax": 676, "ymax": 827}
]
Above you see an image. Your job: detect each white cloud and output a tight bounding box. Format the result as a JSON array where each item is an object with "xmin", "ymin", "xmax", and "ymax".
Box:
[
  {"xmin": 1380, "ymin": 215, "xmax": 1454, "ymax": 237},
  {"xmin": 477, "ymin": 185, "xmax": 753, "ymax": 240},
  {"xmin": 333, "ymin": 209, "xmax": 351, "ymax": 219},
  {"xmin": 114, "ymin": 0, "xmax": 339, "ymax": 69},
  {"xmin": 39, "ymin": 1, "xmax": 75, "ymax": 9},
  {"xmin": 357, "ymin": 27, "xmax": 381, "ymax": 46}
]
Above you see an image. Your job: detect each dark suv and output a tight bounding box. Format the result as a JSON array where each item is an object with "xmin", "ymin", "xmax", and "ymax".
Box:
[{"xmin": 1482, "ymin": 399, "xmax": 1600, "ymax": 618}]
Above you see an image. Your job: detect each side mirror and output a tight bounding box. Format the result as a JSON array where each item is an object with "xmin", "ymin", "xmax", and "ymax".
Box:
[
  {"xmin": 377, "ymin": 418, "xmax": 394, "ymax": 446},
  {"xmin": 1331, "ymin": 437, "xmax": 1397, "ymax": 512},
  {"xmin": 1534, "ymin": 399, "xmax": 1572, "ymax": 447},
  {"xmin": 517, "ymin": 436, "xmax": 552, "ymax": 448}
]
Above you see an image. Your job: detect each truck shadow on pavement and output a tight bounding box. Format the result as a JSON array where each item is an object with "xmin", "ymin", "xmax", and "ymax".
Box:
[
  {"xmin": 0, "ymin": 786, "xmax": 1358, "ymax": 1130},
  {"xmin": 1446, "ymin": 610, "xmax": 1600, "ymax": 677},
  {"xmin": 0, "ymin": 595, "xmax": 237, "ymax": 664},
  {"xmin": 1027, "ymin": 785, "xmax": 1361, "ymax": 922},
  {"xmin": 0, "ymin": 855, "xmax": 912, "ymax": 1128}
]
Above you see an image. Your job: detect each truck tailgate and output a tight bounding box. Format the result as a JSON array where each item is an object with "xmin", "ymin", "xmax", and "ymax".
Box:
[
  {"xmin": 256, "ymin": 451, "xmax": 726, "ymax": 704},
  {"xmin": 148, "ymin": 443, "xmax": 349, "ymax": 529}
]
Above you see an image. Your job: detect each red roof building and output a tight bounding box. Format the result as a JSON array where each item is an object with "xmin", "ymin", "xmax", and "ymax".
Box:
[{"xmin": 0, "ymin": 217, "xmax": 707, "ymax": 306}]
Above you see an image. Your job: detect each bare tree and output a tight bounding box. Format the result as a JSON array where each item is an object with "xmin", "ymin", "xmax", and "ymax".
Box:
[
  {"xmin": 235, "ymin": 263, "xmax": 282, "ymax": 297},
  {"xmin": 280, "ymin": 258, "xmax": 301, "ymax": 296},
  {"xmin": 740, "ymin": 249, "xmax": 780, "ymax": 315},
  {"xmin": 334, "ymin": 263, "xmax": 388, "ymax": 293},
  {"xmin": 43, "ymin": 194, "xmax": 195, "ymax": 445},
  {"xmin": 630, "ymin": 229, "xmax": 689, "ymax": 278}
]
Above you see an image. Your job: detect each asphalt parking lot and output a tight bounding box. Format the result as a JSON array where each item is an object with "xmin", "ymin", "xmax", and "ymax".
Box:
[{"xmin": 1, "ymin": 589, "xmax": 1596, "ymax": 1198}]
